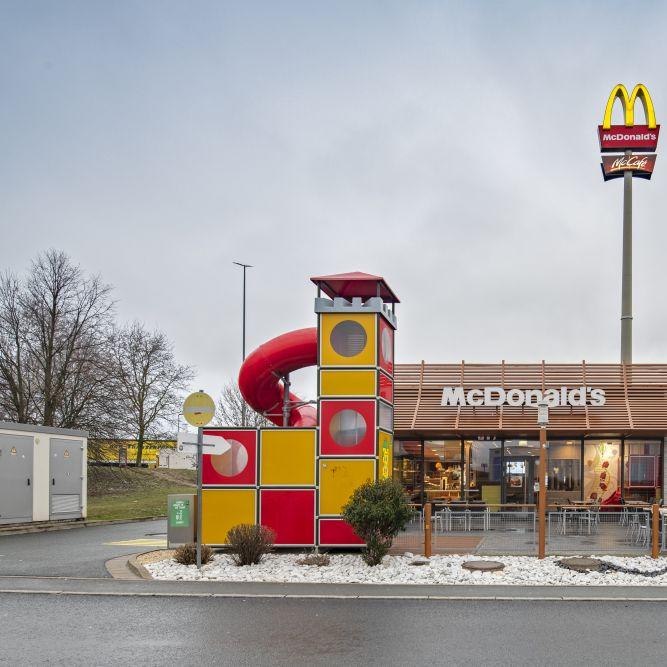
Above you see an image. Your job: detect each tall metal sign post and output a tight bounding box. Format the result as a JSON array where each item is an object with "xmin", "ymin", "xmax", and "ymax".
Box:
[
  {"xmin": 598, "ymin": 84, "xmax": 659, "ymax": 364},
  {"xmin": 182, "ymin": 390, "xmax": 216, "ymax": 569}
]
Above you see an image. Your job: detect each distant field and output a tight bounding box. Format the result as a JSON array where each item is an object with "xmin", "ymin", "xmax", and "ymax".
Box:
[{"xmin": 87, "ymin": 466, "xmax": 196, "ymax": 521}]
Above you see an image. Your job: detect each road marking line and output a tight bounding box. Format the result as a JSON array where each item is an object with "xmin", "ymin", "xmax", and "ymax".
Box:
[{"xmin": 104, "ymin": 539, "xmax": 167, "ymax": 547}]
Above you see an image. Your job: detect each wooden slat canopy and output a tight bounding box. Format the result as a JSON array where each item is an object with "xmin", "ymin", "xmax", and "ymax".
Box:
[{"xmin": 394, "ymin": 362, "xmax": 667, "ymax": 438}]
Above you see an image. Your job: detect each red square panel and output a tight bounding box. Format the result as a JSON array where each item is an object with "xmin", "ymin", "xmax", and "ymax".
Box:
[
  {"xmin": 378, "ymin": 371, "xmax": 393, "ymax": 403},
  {"xmin": 319, "ymin": 519, "xmax": 364, "ymax": 546},
  {"xmin": 320, "ymin": 400, "xmax": 376, "ymax": 456},
  {"xmin": 260, "ymin": 490, "xmax": 315, "ymax": 546},
  {"xmin": 378, "ymin": 317, "xmax": 394, "ymax": 376},
  {"xmin": 202, "ymin": 429, "xmax": 257, "ymax": 486}
]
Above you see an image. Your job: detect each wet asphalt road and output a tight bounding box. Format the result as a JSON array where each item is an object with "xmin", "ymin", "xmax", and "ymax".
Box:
[
  {"xmin": 2, "ymin": 522, "xmax": 667, "ymax": 665},
  {"xmin": 0, "ymin": 519, "xmax": 167, "ymax": 577},
  {"xmin": 1, "ymin": 594, "xmax": 666, "ymax": 666}
]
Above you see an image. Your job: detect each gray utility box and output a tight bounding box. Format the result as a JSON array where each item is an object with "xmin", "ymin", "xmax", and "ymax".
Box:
[
  {"xmin": 167, "ymin": 494, "xmax": 197, "ymax": 547},
  {"xmin": 0, "ymin": 433, "xmax": 34, "ymax": 523},
  {"xmin": 49, "ymin": 437, "xmax": 85, "ymax": 519},
  {"xmin": 0, "ymin": 422, "xmax": 87, "ymax": 525}
]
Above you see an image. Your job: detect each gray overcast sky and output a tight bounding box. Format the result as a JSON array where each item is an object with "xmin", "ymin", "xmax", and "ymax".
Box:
[{"xmin": 2, "ymin": 1, "xmax": 666, "ymax": 404}]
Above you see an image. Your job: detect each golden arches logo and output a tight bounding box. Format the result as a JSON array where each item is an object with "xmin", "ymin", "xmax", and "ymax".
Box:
[{"xmin": 602, "ymin": 84, "xmax": 656, "ymax": 130}]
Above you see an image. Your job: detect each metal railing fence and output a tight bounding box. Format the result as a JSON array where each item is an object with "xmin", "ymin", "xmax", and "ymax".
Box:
[{"xmin": 391, "ymin": 502, "xmax": 666, "ymax": 558}]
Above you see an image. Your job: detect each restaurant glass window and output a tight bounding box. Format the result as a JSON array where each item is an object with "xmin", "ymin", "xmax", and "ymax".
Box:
[
  {"xmin": 463, "ymin": 440, "xmax": 501, "ymax": 503},
  {"xmin": 547, "ymin": 440, "xmax": 582, "ymax": 504},
  {"xmin": 503, "ymin": 440, "xmax": 540, "ymax": 505},
  {"xmin": 393, "ymin": 439, "xmax": 422, "ymax": 504},
  {"xmin": 423, "ymin": 440, "xmax": 462, "ymax": 503},
  {"xmin": 623, "ymin": 440, "xmax": 662, "ymax": 502},
  {"xmin": 584, "ymin": 440, "xmax": 621, "ymax": 503}
]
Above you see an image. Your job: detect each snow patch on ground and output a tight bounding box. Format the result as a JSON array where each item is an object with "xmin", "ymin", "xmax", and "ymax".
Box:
[{"xmin": 146, "ymin": 553, "xmax": 667, "ymax": 586}]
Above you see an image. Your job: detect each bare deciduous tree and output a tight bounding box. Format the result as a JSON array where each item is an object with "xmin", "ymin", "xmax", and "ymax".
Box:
[
  {"xmin": 0, "ymin": 250, "xmax": 116, "ymax": 433},
  {"xmin": 0, "ymin": 273, "xmax": 32, "ymax": 422},
  {"xmin": 216, "ymin": 381, "xmax": 271, "ymax": 428},
  {"xmin": 113, "ymin": 322, "xmax": 194, "ymax": 465}
]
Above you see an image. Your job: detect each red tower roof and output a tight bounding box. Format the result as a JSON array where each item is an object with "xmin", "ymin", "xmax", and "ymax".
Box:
[{"xmin": 310, "ymin": 271, "xmax": 399, "ymax": 303}]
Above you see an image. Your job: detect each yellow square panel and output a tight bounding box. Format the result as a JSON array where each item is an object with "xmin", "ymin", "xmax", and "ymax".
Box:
[
  {"xmin": 202, "ymin": 489, "xmax": 255, "ymax": 544},
  {"xmin": 261, "ymin": 429, "xmax": 316, "ymax": 486},
  {"xmin": 319, "ymin": 459, "xmax": 375, "ymax": 515},
  {"xmin": 320, "ymin": 369, "xmax": 376, "ymax": 396},
  {"xmin": 320, "ymin": 313, "xmax": 376, "ymax": 367},
  {"xmin": 378, "ymin": 431, "xmax": 393, "ymax": 480}
]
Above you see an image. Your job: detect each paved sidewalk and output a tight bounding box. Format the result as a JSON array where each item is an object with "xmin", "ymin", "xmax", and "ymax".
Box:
[{"xmin": 3, "ymin": 574, "xmax": 667, "ymax": 600}]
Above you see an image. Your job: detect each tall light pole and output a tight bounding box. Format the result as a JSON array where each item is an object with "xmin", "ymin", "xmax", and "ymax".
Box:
[
  {"xmin": 233, "ymin": 262, "xmax": 252, "ymax": 426},
  {"xmin": 537, "ymin": 400, "xmax": 549, "ymax": 559}
]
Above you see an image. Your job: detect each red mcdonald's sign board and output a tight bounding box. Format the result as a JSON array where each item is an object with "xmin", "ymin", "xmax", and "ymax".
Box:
[
  {"xmin": 598, "ymin": 125, "xmax": 660, "ymax": 153},
  {"xmin": 601, "ymin": 154, "xmax": 657, "ymax": 181}
]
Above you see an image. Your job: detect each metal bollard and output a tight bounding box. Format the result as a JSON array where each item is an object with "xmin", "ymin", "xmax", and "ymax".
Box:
[
  {"xmin": 423, "ymin": 502, "xmax": 432, "ymax": 558},
  {"xmin": 652, "ymin": 503, "xmax": 660, "ymax": 559}
]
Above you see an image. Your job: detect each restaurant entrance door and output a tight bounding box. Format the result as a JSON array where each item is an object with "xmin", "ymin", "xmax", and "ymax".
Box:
[
  {"xmin": 502, "ymin": 441, "xmax": 541, "ymax": 504},
  {"xmin": 504, "ymin": 457, "xmax": 536, "ymax": 504}
]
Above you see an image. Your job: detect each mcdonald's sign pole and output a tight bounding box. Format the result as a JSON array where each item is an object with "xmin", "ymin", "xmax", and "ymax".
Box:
[
  {"xmin": 598, "ymin": 84, "xmax": 659, "ymax": 364},
  {"xmin": 622, "ymin": 150, "xmax": 632, "ymax": 364}
]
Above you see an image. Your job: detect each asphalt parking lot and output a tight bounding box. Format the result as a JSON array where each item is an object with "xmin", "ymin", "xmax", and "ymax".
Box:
[{"xmin": 0, "ymin": 519, "xmax": 166, "ymax": 577}]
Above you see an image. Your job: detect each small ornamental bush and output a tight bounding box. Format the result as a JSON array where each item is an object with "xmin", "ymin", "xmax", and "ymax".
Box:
[
  {"xmin": 296, "ymin": 551, "xmax": 331, "ymax": 567},
  {"xmin": 226, "ymin": 524, "xmax": 275, "ymax": 566},
  {"xmin": 342, "ymin": 479, "xmax": 412, "ymax": 566},
  {"xmin": 174, "ymin": 543, "xmax": 214, "ymax": 566}
]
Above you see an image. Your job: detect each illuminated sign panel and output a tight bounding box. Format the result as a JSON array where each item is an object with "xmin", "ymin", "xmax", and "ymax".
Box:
[
  {"xmin": 602, "ymin": 154, "xmax": 656, "ymax": 181},
  {"xmin": 598, "ymin": 84, "xmax": 660, "ymax": 153},
  {"xmin": 598, "ymin": 125, "xmax": 659, "ymax": 152}
]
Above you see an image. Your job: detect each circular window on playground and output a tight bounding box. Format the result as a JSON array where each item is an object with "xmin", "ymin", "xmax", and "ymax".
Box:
[
  {"xmin": 210, "ymin": 439, "xmax": 248, "ymax": 477},
  {"xmin": 330, "ymin": 320, "xmax": 367, "ymax": 357},
  {"xmin": 381, "ymin": 327, "xmax": 393, "ymax": 365},
  {"xmin": 329, "ymin": 409, "xmax": 367, "ymax": 447}
]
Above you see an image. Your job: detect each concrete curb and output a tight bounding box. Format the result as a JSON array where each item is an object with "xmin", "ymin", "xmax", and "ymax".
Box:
[
  {"xmin": 0, "ymin": 516, "xmax": 165, "ymax": 536},
  {"xmin": 126, "ymin": 554, "xmax": 154, "ymax": 580},
  {"xmin": 4, "ymin": 575, "xmax": 667, "ymax": 600}
]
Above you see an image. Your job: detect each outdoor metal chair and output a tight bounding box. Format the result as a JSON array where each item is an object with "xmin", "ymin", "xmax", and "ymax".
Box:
[
  {"xmin": 443, "ymin": 507, "xmax": 467, "ymax": 531},
  {"xmin": 574, "ymin": 509, "xmax": 595, "ymax": 535},
  {"xmin": 467, "ymin": 506, "xmax": 490, "ymax": 531},
  {"xmin": 431, "ymin": 510, "xmax": 444, "ymax": 533},
  {"xmin": 635, "ymin": 512, "xmax": 651, "ymax": 547}
]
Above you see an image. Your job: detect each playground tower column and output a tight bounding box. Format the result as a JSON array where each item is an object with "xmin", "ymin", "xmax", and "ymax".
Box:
[{"xmin": 311, "ymin": 272, "xmax": 399, "ymax": 547}]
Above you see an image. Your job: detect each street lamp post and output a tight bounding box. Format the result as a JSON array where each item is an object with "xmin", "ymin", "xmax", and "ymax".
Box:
[
  {"xmin": 537, "ymin": 400, "xmax": 549, "ymax": 559},
  {"xmin": 233, "ymin": 262, "xmax": 252, "ymax": 426}
]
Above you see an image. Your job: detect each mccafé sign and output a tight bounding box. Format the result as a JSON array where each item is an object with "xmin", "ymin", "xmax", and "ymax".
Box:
[
  {"xmin": 602, "ymin": 153, "xmax": 656, "ymax": 181},
  {"xmin": 441, "ymin": 386, "xmax": 606, "ymax": 408},
  {"xmin": 598, "ymin": 84, "xmax": 660, "ymax": 152}
]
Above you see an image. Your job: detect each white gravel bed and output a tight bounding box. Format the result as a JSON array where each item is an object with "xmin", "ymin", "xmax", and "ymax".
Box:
[{"xmin": 146, "ymin": 553, "xmax": 667, "ymax": 586}]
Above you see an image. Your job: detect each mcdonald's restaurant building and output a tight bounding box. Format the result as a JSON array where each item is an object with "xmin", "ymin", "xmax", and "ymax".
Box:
[{"xmin": 392, "ymin": 363, "xmax": 667, "ymax": 507}]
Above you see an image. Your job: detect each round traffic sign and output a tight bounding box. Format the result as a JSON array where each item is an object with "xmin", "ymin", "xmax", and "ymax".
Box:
[{"xmin": 183, "ymin": 391, "xmax": 215, "ymax": 427}]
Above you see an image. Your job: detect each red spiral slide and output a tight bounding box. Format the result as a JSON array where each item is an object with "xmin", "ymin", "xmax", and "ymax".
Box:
[{"xmin": 238, "ymin": 327, "xmax": 318, "ymax": 427}]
